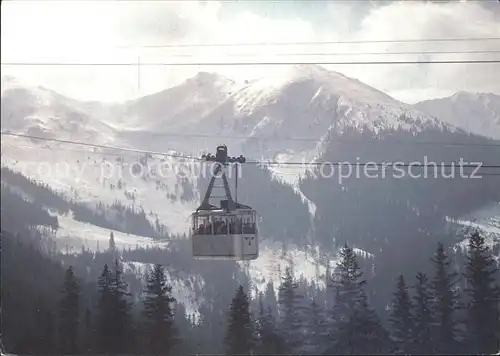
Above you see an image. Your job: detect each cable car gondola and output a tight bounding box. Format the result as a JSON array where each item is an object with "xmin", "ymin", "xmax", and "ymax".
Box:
[{"xmin": 191, "ymin": 145, "xmax": 258, "ymax": 260}]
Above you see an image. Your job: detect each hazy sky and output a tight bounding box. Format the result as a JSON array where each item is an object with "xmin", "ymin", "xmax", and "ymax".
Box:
[{"xmin": 1, "ymin": 0, "xmax": 499, "ymax": 104}]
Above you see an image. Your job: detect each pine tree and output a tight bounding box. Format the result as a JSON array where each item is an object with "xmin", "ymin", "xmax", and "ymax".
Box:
[
  {"xmin": 95, "ymin": 264, "xmax": 113, "ymax": 353},
  {"xmin": 277, "ymin": 265, "xmax": 309, "ymax": 354},
  {"xmin": 256, "ymin": 294, "xmax": 286, "ymax": 355},
  {"xmin": 389, "ymin": 274, "xmax": 413, "ymax": 354},
  {"xmin": 412, "ymin": 272, "xmax": 434, "ymax": 354},
  {"xmin": 142, "ymin": 264, "xmax": 178, "ymax": 354},
  {"xmin": 43, "ymin": 309, "xmax": 57, "ymax": 353},
  {"xmin": 94, "ymin": 261, "xmax": 132, "ymax": 353},
  {"xmin": 304, "ymin": 296, "xmax": 327, "ymax": 354},
  {"xmin": 255, "ymin": 292, "xmax": 266, "ymax": 348},
  {"xmin": 109, "ymin": 231, "xmax": 116, "ymax": 251},
  {"xmin": 33, "ymin": 296, "xmax": 57, "ymax": 353},
  {"xmin": 109, "ymin": 259, "xmax": 133, "ymax": 353},
  {"xmin": 464, "ymin": 231, "xmax": 500, "ymax": 354},
  {"xmin": 255, "ymin": 292, "xmax": 267, "ymax": 352},
  {"xmin": 59, "ymin": 266, "xmax": 80, "ymax": 354},
  {"xmin": 327, "ymin": 243, "xmax": 389, "ymax": 354},
  {"xmin": 173, "ymin": 302, "xmax": 193, "ymax": 355},
  {"xmin": 82, "ymin": 307, "xmax": 92, "ymax": 353},
  {"xmin": 430, "ymin": 242, "xmax": 459, "ymax": 353},
  {"xmin": 224, "ymin": 285, "xmax": 254, "ymax": 355},
  {"xmin": 325, "ymin": 258, "xmax": 335, "ymax": 310},
  {"xmin": 263, "ymin": 281, "xmax": 278, "ymax": 316}
]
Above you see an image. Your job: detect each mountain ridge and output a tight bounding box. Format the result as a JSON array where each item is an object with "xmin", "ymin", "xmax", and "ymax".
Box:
[
  {"xmin": 415, "ymin": 91, "xmax": 500, "ymax": 140},
  {"xmin": 0, "ymin": 68, "xmax": 471, "ymax": 142},
  {"xmin": 2, "ymin": 69, "xmax": 498, "ymax": 165}
]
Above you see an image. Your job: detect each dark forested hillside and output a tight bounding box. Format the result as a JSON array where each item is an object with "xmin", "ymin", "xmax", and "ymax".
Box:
[
  {"xmin": 1, "ymin": 184, "xmax": 59, "ymax": 231},
  {"xmin": 301, "ymin": 126, "xmax": 500, "ymax": 249},
  {"xmin": 299, "ymin": 126, "xmax": 500, "ymax": 311},
  {"xmin": 1, "ymin": 166, "xmax": 169, "ymax": 239},
  {"xmin": 1, "ymin": 166, "xmax": 70, "ymax": 213},
  {"xmin": 70, "ymin": 200, "xmax": 168, "ymax": 239},
  {"xmin": 1, "ymin": 230, "xmax": 66, "ymax": 353}
]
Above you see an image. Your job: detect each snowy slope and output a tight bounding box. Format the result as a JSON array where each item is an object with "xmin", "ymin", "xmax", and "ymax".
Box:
[
  {"xmin": 0, "ymin": 137, "xmax": 335, "ymax": 284},
  {"xmin": 119, "ymin": 239, "xmax": 349, "ymax": 318},
  {"xmin": 0, "ymin": 138, "xmax": 198, "ymax": 235},
  {"xmin": 1, "ymin": 76, "xmax": 117, "ymax": 144},
  {"xmin": 52, "ymin": 213, "xmax": 170, "ymax": 253},
  {"xmin": 230, "ymin": 65, "xmax": 453, "ymax": 160},
  {"xmin": 117, "ymin": 72, "xmax": 238, "ymax": 132},
  {"xmin": 452, "ymin": 201, "xmax": 500, "ymax": 252},
  {"xmin": 415, "ymin": 91, "xmax": 500, "ymax": 139}
]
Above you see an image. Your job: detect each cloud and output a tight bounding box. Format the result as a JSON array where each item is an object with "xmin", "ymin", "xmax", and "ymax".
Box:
[
  {"xmin": 1, "ymin": 0, "xmax": 499, "ymax": 103},
  {"xmin": 331, "ymin": 1, "xmax": 500, "ymax": 102},
  {"xmin": 116, "ymin": 1, "xmax": 223, "ymax": 44}
]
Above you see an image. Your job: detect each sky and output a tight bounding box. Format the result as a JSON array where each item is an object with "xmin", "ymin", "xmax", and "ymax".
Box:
[{"xmin": 1, "ymin": 0, "xmax": 499, "ymax": 104}]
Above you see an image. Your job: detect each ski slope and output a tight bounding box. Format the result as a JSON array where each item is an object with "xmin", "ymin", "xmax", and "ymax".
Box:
[
  {"xmin": 52, "ymin": 213, "xmax": 169, "ymax": 253},
  {"xmin": 1, "ymin": 139, "xmax": 198, "ymax": 235}
]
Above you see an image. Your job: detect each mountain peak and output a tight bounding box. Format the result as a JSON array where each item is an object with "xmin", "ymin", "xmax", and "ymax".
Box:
[
  {"xmin": 287, "ymin": 64, "xmax": 354, "ymax": 84},
  {"xmin": 1, "ymin": 75, "xmax": 26, "ymax": 93},
  {"xmin": 290, "ymin": 64, "xmax": 330, "ymax": 76},
  {"xmin": 193, "ymin": 71, "xmax": 220, "ymax": 81},
  {"xmin": 187, "ymin": 71, "xmax": 234, "ymax": 87},
  {"xmin": 281, "ymin": 64, "xmax": 398, "ymax": 106},
  {"xmin": 2, "ymin": 75, "xmax": 19, "ymax": 83},
  {"xmin": 451, "ymin": 90, "xmax": 476, "ymax": 100}
]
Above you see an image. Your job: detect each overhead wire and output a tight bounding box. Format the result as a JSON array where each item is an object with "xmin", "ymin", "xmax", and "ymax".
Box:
[
  {"xmin": 12, "ymin": 0, "xmax": 496, "ymax": 4},
  {"xmin": 116, "ymin": 36, "xmax": 500, "ymax": 49},
  {"xmin": 3, "ymin": 142, "xmax": 500, "ymax": 176},
  {"xmin": 2, "ymin": 132, "xmax": 500, "ymax": 172},
  {"xmin": 101, "ymin": 49, "xmax": 500, "ymax": 58},
  {"xmin": 0, "ymin": 132, "xmax": 202, "ymax": 161},
  {"xmin": 3, "ymin": 59, "xmax": 500, "ymax": 66},
  {"xmin": 2, "ymin": 143, "xmax": 144, "ymax": 159},
  {"xmin": 4, "ymin": 37, "xmax": 499, "ymax": 66},
  {"xmin": 4, "ymin": 131, "xmax": 500, "ymax": 152},
  {"xmin": 134, "ymin": 132, "xmax": 500, "ymax": 147}
]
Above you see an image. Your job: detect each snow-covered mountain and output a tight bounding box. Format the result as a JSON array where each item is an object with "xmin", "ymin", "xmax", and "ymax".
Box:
[
  {"xmin": 1, "ymin": 75, "xmax": 119, "ymax": 145},
  {"xmin": 2, "ymin": 67, "xmax": 499, "ymax": 315},
  {"xmin": 118, "ymin": 71, "xmax": 237, "ymax": 131},
  {"xmin": 415, "ymin": 91, "xmax": 500, "ymax": 140},
  {"xmin": 2, "ymin": 65, "xmax": 462, "ymax": 181},
  {"xmin": 2, "ymin": 65, "xmax": 461, "ymax": 162},
  {"xmin": 109, "ymin": 64, "xmax": 453, "ymax": 161}
]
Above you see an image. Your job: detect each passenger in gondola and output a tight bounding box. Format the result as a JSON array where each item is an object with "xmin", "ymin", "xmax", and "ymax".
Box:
[
  {"xmin": 213, "ymin": 218, "xmax": 222, "ymax": 234},
  {"xmin": 214, "ymin": 219, "xmax": 227, "ymax": 234},
  {"xmin": 235, "ymin": 217, "xmax": 242, "ymax": 234},
  {"xmin": 228, "ymin": 217, "xmax": 234, "ymax": 234},
  {"xmin": 242, "ymin": 217, "xmax": 249, "ymax": 234}
]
